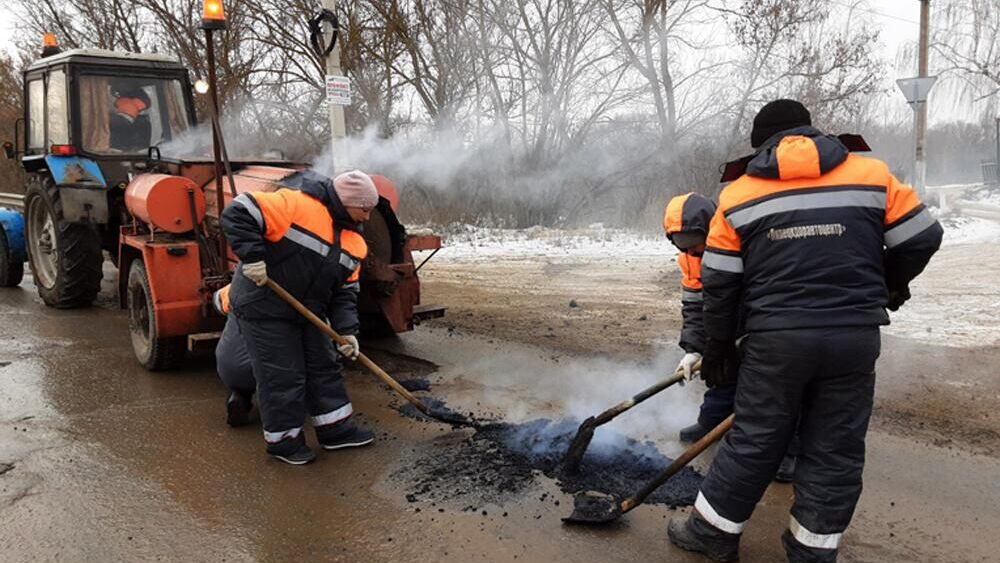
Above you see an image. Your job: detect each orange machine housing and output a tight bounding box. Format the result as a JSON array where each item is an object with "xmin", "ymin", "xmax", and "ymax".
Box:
[
  {"xmin": 124, "ymin": 174, "xmax": 206, "ymax": 233},
  {"xmin": 119, "ymin": 161, "xmax": 444, "ymax": 351}
]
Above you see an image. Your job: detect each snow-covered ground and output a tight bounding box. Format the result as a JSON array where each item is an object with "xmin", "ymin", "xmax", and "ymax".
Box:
[{"xmin": 416, "ymin": 186, "xmax": 1000, "ymax": 348}]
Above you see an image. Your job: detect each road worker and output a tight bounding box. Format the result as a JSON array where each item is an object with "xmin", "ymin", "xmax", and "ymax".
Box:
[
  {"xmin": 664, "ymin": 193, "xmax": 798, "ymax": 482},
  {"xmin": 221, "ymin": 170, "xmax": 378, "ymax": 465},
  {"xmin": 662, "ymin": 193, "xmax": 734, "ymax": 433},
  {"xmin": 668, "ymin": 99, "xmax": 943, "ymax": 562},
  {"xmin": 212, "ymin": 284, "xmax": 257, "ymax": 427}
]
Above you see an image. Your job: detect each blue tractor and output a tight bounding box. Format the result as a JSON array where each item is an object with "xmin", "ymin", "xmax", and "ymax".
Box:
[{"xmin": 2, "ymin": 41, "xmax": 197, "ymax": 307}]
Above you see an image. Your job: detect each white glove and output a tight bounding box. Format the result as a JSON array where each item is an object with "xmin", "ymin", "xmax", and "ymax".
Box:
[
  {"xmin": 241, "ymin": 261, "xmax": 268, "ymax": 286},
  {"xmin": 677, "ymin": 352, "xmax": 702, "ymax": 380},
  {"xmin": 338, "ymin": 334, "xmax": 360, "ymax": 360}
]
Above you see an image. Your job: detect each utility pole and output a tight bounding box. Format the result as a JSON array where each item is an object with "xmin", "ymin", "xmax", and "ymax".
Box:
[
  {"xmin": 914, "ymin": 0, "xmax": 931, "ymax": 196},
  {"xmin": 324, "ymin": 0, "xmax": 347, "ymax": 146}
]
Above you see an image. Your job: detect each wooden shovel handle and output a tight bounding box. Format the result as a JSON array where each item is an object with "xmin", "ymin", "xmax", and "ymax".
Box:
[
  {"xmin": 621, "ymin": 413, "xmax": 734, "ymax": 513},
  {"xmin": 265, "ymin": 279, "xmax": 431, "ymax": 416},
  {"xmin": 593, "ymin": 359, "xmax": 702, "ymax": 426}
]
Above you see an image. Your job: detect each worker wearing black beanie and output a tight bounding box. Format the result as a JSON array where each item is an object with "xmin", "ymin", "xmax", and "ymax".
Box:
[{"xmin": 750, "ymin": 99, "xmax": 812, "ymax": 148}]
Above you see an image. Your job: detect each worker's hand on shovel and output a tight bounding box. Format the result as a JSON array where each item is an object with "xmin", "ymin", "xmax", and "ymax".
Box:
[
  {"xmin": 676, "ymin": 352, "xmax": 702, "ymax": 380},
  {"xmin": 337, "ymin": 334, "xmax": 360, "ymax": 360},
  {"xmin": 241, "ymin": 260, "xmax": 268, "ymax": 286}
]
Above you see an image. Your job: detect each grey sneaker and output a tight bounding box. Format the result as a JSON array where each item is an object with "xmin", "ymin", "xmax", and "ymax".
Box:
[
  {"xmin": 317, "ymin": 421, "xmax": 375, "ymax": 450},
  {"xmin": 267, "ymin": 434, "xmax": 316, "ymax": 466}
]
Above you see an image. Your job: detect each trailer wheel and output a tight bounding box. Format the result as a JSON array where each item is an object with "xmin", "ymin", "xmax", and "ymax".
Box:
[
  {"xmin": 127, "ymin": 260, "xmax": 185, "ymax": 371},
  {"xmin": 0, "ymin": 229, "xmax": 24, "ymax": 287},
  {"xmin": 24, "ymin": 179, "xmax": 103, "ymax": 307}
]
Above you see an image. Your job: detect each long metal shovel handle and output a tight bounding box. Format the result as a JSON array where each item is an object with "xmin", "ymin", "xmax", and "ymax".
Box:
[
  {"xmin": 620, "ymin": 413, "xmax": 734, "ymax": 514},
  {"xmin": 264, "ymin": 279, "xmax": 432, "ymax": 417}
]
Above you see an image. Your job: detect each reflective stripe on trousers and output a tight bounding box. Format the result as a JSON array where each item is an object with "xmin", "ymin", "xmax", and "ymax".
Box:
[{"xmin": 789, "ymin": 515, "xmax": 842, "ymax": 549}]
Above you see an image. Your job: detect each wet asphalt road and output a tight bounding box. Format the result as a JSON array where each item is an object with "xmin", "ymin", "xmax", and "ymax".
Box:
[{"xmin": 1, "ymin": 266, "xmax": 999, "ymax": 562}]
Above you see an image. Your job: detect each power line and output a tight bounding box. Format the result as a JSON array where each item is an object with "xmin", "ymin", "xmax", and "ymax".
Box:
[{"xmin": 828, "ymin": 0, "xmax": 921, "ymax": 26}]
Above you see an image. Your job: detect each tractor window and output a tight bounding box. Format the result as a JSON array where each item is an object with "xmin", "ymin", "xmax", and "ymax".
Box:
[
  {"xmin": 27, "ymin": 79, "xmax": 44, "ymax": 150},
  {"xmin": 46, "ymin": 70, "xmax": 69, "ymax": 146},
  {"xmin": 79, "ymin": 75, "xmax": 192, "ymax": 155}
]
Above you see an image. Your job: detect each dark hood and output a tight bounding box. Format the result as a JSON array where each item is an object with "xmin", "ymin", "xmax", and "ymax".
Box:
[
  {"xmin": 278, "ymin": 169, "xmax": 359, "ymax": 230},
  {"xmin": 746, "ymin": 126, "xmax": 849, "ymax": 180}
]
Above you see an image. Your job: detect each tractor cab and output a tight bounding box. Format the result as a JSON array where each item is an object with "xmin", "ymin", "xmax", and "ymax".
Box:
[
  {"xmin": 4, "ymin": 42, "xmax": 199, "ymax": 309},
  {"xmin": 20, "ymin": 48, "xmax": 197, "ymax": 184}
]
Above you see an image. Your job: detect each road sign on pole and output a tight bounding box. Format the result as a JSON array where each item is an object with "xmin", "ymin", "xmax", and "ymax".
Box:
[{"xmin": 896, "ymin": 76, "xmax": 938, "ymax": 107}]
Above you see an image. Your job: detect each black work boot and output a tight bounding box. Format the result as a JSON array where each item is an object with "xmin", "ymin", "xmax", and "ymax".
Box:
[
  {"xmin": 226, "ymin": 390, "xmax": 254, "ymax": 427},
  {"xmin": 668, "ymin": 512, "xmax": 740, "ymax": 562},
  {"xmin": 317, "ymin": 420, "xmax": 375, "ymax": 451},
  {"xmin": 679, "ymin": 422, "xmax": 711, "ymax": 443},
  {"xmin": 774, "ymin": 455, "xmax": 797, "ymax": 483},
  {"xmin": 267, "ymin": 433, "xmax": 316, "ymax": 466}
]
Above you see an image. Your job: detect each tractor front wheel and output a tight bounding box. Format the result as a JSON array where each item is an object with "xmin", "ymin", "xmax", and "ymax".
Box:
[
  {"xmin": 24, "ymin": 180, "xmax": 103, "ymax": 307},
  {"xmin": 127, "ymin": 260, "xmax": 185, "ymax": 371}
]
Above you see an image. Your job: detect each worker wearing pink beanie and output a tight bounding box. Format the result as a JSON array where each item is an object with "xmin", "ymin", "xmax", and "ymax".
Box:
[{"xmin": 334, "ymin": 170, "xmax": 379, "ymax": 211}]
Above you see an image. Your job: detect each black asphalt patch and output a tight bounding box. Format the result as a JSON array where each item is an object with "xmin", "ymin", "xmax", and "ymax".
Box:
[{"xmin": 394, "ymin": 413, "xmax": 703, "ymax": 510}]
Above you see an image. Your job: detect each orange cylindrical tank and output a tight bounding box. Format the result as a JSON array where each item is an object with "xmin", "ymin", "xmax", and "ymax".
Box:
[
  {"xmin": 370, "ymin": 174, "xmax": 399, "ymax": 212},
  {"xmin": 125, "ymin": 174, "xmax": 206, "ymax": 233}
]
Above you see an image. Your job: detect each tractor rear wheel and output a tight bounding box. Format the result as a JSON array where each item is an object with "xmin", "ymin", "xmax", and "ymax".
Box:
[
  {"xmin": 127, "ymin": 260, "xmax": 185, "ymax": 371},
  {"xmin": 24, "ymin": 179, "xmax": 103, "ymax": 307},
  {"xmin": 0, "ymin": 229, "xmax": 24, "ymax": 287}
]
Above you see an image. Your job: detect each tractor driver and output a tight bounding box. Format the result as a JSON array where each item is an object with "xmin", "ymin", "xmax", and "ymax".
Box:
[
  {"xmin": 109, "ymin": 86, "xmax": 153, "ymax": 152},
  {"xmin": 220, "ymin": 170, "xmax": 378, "ymax": 465}
]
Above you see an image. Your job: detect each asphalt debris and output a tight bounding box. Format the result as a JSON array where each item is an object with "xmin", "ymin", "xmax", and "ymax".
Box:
[
  {"xmin": 399, "ymin": 378, "xmax": 432, "ymax": 392},
  {"xmin": 395, "ymin": 417, "xmax": 702, "ymax": 510}
]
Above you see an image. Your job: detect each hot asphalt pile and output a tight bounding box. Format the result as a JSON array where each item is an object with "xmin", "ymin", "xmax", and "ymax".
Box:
[{"xmin": 395, "ymin": 399, "xmax": 703, "ymax": 510}]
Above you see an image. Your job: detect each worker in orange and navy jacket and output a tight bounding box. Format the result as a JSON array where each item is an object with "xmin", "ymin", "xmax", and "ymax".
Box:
[
  {"xmin": 221, "ymin": 170, "xmax": 378, "ymax": 465},
  {"xmin": 668, "ymin": 100, "xmax": 943, "ymax": 563},
  {"xmin": 663, "ymin": 194, "xmax": 737, "ymax": 435}
]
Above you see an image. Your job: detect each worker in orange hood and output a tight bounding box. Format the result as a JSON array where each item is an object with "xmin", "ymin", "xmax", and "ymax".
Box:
[
  {"xmin": 221, "ymin": 170, "xmax": 379, "ymax": 465},
  {"xmin": 109, "ymin": 87, "xmax": 152, "ymax": 151},
  {"xmin": 662, "ymin": 194, "xmax": 733, "ymax": 433},
  {"xmin": 668, "ymin": 99, "xmax": 942, "ymax": 562},
  {"xmin": 665, "ymin": 192, "xmax": 799, "ymax": 483}
]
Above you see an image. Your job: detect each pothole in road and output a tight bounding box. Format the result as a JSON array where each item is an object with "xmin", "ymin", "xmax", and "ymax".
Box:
[{"xmin": 393, "ymin": 412, "xmax": 703, "ymax": 512}]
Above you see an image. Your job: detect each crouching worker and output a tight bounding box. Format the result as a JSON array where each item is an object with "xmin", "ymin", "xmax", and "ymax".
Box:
[
  {"xmin": 221, "ymin": 170, "xmax": 378, "ymax": 465},
  {"xmin": 212, "ymin": 284, "xmax": 257, "ymax": 427}
]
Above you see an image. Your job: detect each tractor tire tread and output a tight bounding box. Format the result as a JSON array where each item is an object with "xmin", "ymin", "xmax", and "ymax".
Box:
[{"xmin": 26, "ymin": 178, "xmax": 103, "ymax": 308}]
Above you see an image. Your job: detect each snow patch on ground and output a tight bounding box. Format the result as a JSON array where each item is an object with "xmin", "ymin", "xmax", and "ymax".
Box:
[
  {"xmin": 420, "ymin": 223, "xmax": 676, "ymax": 261},
  {"xmin": 939, "ymin": 215, "xmax": 1000, "ymax": 246}
]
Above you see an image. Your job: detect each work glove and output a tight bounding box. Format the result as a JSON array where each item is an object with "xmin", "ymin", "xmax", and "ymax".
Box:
[
  {"xmin": 676, "ymin": 352, "xmax": 702, "ymax": 380},
  {"xmin": 700, "ymin": 338, "xmax": 740, "ymax": 388},
  {"xmin": 241, "ymin": 260, "xmax": 268, "ymax": 286},
  {"xmin": 338, "ymin": 334, "xmax": 360, "ymax": 360},
  {"xmin": 887, "ymin": 286, "xmax": 911, "ymax": 312}
]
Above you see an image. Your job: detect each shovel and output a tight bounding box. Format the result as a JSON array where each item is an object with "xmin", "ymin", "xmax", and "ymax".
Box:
[
  {"xmin": 562, "ymin": 413, "xmax": 733, "ymax": 525},
  {"xmin": 559, "ymin": 359, "xmax": 701, "ymax": 472},
  {"xmin": 265, "ymin": 279, "xmax": 478, "ymax": 428}
]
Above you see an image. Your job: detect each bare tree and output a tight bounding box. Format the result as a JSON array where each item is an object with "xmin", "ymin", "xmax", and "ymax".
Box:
[{"xmin": 933, "ymin": 0, "xmax": 1000, "ymax": 101}]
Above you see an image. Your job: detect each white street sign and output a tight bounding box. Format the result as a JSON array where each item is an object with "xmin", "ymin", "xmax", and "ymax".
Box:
[
  {"xmin": 325, "ymin": 75, "xmax": 351, "ymax": 106},
  {"xmin": 896, "ymin": 76, "xmax": 938, "ymax": 106}
]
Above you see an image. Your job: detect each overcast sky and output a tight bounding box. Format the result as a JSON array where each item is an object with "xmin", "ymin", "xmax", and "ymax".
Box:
[{"xmin": 0, "ymin": 2, "xmax": 960, "ymax": 121}]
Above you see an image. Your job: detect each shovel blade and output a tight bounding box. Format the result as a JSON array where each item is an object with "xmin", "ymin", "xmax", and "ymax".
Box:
[
  {"xmin": 561, "ymin": 491, "xmax": 624, "ymax": 525},
  {"xmin": 558, "ymin": 417, "xmax": 596, "ymax": 473}
]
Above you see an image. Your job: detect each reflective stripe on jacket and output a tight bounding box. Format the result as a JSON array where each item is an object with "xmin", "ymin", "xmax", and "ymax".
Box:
[
  {"xmin": 703, "ymin": 127, "xmax": 943, "ymax": 339},
  {"xmin": 221, "ymin": 170, "xmax": 368, "ymax": 331}
]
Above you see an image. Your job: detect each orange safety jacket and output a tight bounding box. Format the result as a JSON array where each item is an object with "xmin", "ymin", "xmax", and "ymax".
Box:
[
  {"xmin": 664, "ymin": 193, "xmax": 716, "ymax": 353},
  {"xmin": 703, "ymin": 127, "xmax": 943, "ymax": 339},
  {"xmin": 221, "ymin": 170, "xmax": 368, "ymax": 332}
]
